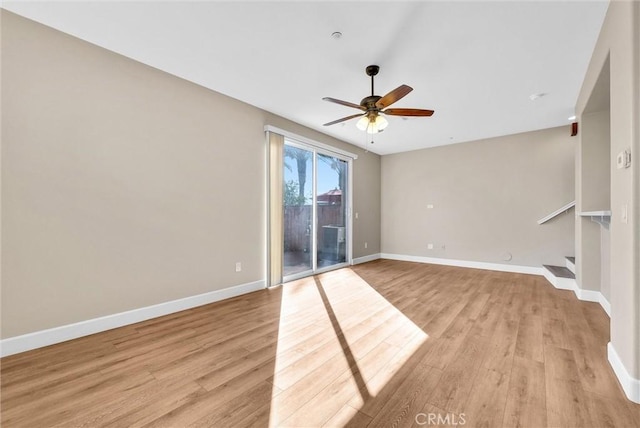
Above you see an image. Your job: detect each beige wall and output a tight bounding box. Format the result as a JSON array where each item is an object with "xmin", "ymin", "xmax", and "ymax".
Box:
[
  {"xmin": 381, "ymin": 126, "xmax": 575, "ymax": 267},
  {"xmin": 575, "ymin": 0, "xmax": 639, "ymax": 381},
  {"xmin": 576, "ymin": 109, "xmax": 611, "ymax": 293},
  {"xmin": 580, "ymin": 111, "xmax": 611, "ymax": 212},
  {"xmin": 0, "ymin": 11, "xmax": 381, "ymax": 339}
]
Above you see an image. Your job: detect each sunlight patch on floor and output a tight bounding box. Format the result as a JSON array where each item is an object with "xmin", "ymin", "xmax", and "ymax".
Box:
[{"xmin": 268, "ymin": 267, "xmax": 428, "ymax": 426}]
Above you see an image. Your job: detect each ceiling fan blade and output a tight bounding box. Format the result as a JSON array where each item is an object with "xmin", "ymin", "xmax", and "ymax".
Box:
[
  {"xmin": 383, "ymin": 108, "xmax": 434, "ymax": 117},
  {"xmin": 375, "ymin": 85, "xmax": 413, "ymax": 109},
  {"xmin": 322, "ymin": 97, "xmax": 366, "ymax": 111},
  {"xmin": 323, "ymin": 113, "xmax": 365, "ymax": 126}
]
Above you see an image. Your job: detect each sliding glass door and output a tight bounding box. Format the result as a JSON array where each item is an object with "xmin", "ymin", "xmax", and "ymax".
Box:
[
  {"xmin": 316, "ymin": 153, "xmax": 347, "ymax": 269},
  {"xmin": 283, "ymin": 144, "xmax": 313, "ymax": 277},
  {"xmin": 282, "ymin": 140, "xmax": 350, "ymax": 281}
]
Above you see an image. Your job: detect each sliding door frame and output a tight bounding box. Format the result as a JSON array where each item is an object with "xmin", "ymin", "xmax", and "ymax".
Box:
[
  {"xmin": 265, "ymin": 125, "xmax": 355, "ymax": 286},
  {"xmin": 281, "ymin": 138, "xmax": 353, "ymax": 283}
]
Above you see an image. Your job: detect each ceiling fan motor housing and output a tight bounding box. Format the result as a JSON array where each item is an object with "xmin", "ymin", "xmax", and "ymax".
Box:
[
  {"xmin": 365, "ymin": 65, "xmax": 380, "ymax": 77},
  {"xmin": 360, "ymin": 95, "xmax": 382, "ymax": 110}
]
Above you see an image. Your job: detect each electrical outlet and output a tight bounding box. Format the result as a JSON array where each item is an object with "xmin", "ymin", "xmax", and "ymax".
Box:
[
  {"xmin": 427, "ymin": 204, "xmax": 434, "ymax": 209},
  {"xmin": 355, "ymin": 212, "xmax": 359, "ymax": 219},
  {"xmin": 235, "ymin": 262, "xmax": 242, "ymax": 272},
  {"xmin": 427, "ymin": 243, "xmax": 434, "ymax": 250},
  {"xmin": 364, "ymin": 242, "xmax": 368, "ymax": 249}
]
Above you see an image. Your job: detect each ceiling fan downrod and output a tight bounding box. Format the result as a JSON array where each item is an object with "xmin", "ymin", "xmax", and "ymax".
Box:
[{"xmin": 366, "ymin": 65, "xmax": 379, "ymax": 97}]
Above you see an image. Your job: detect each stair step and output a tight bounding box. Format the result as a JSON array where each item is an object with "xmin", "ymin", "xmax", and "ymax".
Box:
[
  {"xmin": 543, "ymin": 265, "xmax": 575, "ymax": 279},
  {"xmin": 542, "ymin": 264, "xmax": 577, "ymax": 290},
  {"xmin": 565, "ymin": 256, "xmax": 576, "ymax": 274}
]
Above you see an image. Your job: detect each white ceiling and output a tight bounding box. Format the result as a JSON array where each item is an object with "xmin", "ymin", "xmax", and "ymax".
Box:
[{"xmin": 2, "ymin": 1, "xmax": 608, "ymax": 155}]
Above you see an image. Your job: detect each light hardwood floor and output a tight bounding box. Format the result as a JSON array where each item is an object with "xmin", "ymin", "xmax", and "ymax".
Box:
[{"xmin": 2, "ymin": 260, "xmax": 639, "ymax": 427}]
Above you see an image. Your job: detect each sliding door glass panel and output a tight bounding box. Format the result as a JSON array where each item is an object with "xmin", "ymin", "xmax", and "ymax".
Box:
[
  {"xmin": 316, "ymin": 153, "xmax": 347, "ymax": 269},
  {"xmin": 283, "ymin": 145, "xmax": 313, "ymax": 277}
]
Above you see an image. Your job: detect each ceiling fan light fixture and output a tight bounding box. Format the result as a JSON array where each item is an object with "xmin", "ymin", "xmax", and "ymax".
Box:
[
  {"xmin": 356, "ymin": 115, "xmax": 370, "ymax": 131},
  {"xmin": 372, "ymin": 115, "xmax": 388, "ymax": 133},
  {"xmin": 356, "ymin": 115, "xmax": 388, "ymax": 134}
]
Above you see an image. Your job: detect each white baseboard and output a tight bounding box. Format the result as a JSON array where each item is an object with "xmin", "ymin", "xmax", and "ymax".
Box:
[
  {"xmin": 608, "ymin": 342, "xmax": 640, "ymax": 403},
  {"xmin": 380, "ymin": 253, "xmax": 544, "ymax": 275},
  {"xmin": 573, "ymin": 287, "xmax": 611, "ymax": 317},
  {"xmin": 0, "ymin": 279, "xmax": 265, "ymax": 358},
  {"xmin": 598, "ymin": 294, "xmax": 611, "ymax": 317},
  {"xmin": 542, "ymin": 268, "xmax": 575, "ymax": 290},
  {"xmin": 352, "ymin": 253, "xmax": 381, "ymax": 265},
  {"xmin": 575, "ymin": 288, "xmax": 600, "ymax": 302},
  {"xmin": 577, "ymin": 288, "xmax": 611, "ymax": 316},
  {"xmin": 574, "ymin": 290, "xmax": 610, "ymax": 316},
  {"xmin": 541, "ymin": 268, "xmax": 611, "ymax": 317}
]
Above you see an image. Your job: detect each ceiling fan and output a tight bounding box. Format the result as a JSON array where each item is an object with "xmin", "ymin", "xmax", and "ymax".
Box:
[{"xmin": 323, "ymin": 65, "xmax": 434, "ymax": 134}]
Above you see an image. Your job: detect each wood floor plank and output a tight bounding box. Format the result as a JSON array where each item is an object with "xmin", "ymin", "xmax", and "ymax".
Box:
[
  {"xmin": 556, "ymin": 295, "xmax": 621, "ymax": 400},
  {"xmin": 267, "ymin": 353, "xmax": 352, "ymax": 426},
  {"xmin": 586, "ymin": 390, "xmax": 640, "ymax": 428},
  {"xmin": 347, "ymin": 331, "xmax": 431, "ymax": 416},
  {"xmin": 194, "ymin": 342, "xmax": 277, "ymax": 391},
  {"xmin": 419, "ymin": 298, "xmax": 468, "ymax": 339},
  {"xmin": 541, "ymin": 307, "xmax": 571, "ymax": 350},
  {"xmin": 502, "ymin": 356, "xmax": 547, "ymax": 428},
  {"xmin": 463, "ymin": 367, "xmax": 510, "ymax": 427},
  {"xmin": 1, "ymin": 339, "xmax": 119, "ymax": 386},
  {"xmin": 482, "ymin": 314, "xmax": 519, "ymax": 376},
  {"xmin": 581, "ymin": 302, "xmax": 610, "ymax": 344},
  {"xmin": 366, "ymin": 364, "xmax": 443, "ymax": 428},
  {"xmin": 515, "ymin": 312, "xmax": 545, "ymax": 363},
  {"xmin": 188, "ymin": 381, "xmax": 278, "ymax": 428},
  {"xmin": 64, "ymin": 378, "xmax": 206, "ymax": 428},
  {"xmin": 546, "ymin": 378, "xmax": 594, "ymax": 428},
  {"xmin": 280, "ymin": 340, "xmax": 400, "ymax": 427},
  {"xmin": 544, "ymin": 345, "xmax": 594, "ymax": 428},
  {"xmin": 4, "ymin": 370, "xmax": 156, "ymax": 427},
  {"xmin": 3, "ymin": 260, "xmax": 639, "ymax": 428},
  {"xmin": 469, "ymin": 291, "xmax": 505, "ymax": 338},
  {"xmin": 420, "ymin": 310, "xmax": 475, "ymax": 371},
  {"xmin": 230, "ymin": 400, "xmax": 273, "ymax": 428},
  {"xmin": 323, "ymin": 404, "xmax": 372, "ymax": 428},
  {"xmin": 425, "ymin": 332, "xmax": 489, "ymax": 414}
]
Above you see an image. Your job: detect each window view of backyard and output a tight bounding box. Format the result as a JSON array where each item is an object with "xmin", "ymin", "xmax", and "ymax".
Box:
[{"xmin": 283, "ymin": 144, "xmax": 347, "ymax": 278}]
